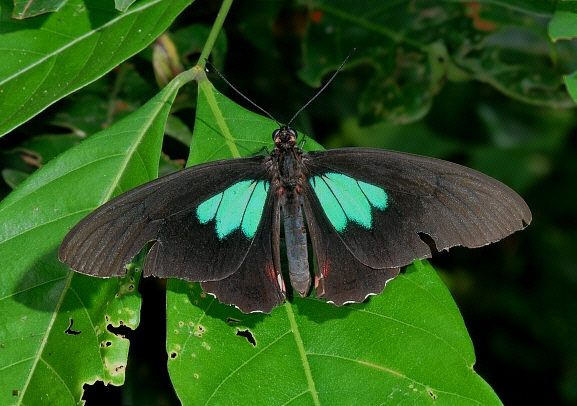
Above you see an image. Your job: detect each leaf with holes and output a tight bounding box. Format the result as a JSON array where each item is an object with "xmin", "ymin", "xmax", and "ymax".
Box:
[
  {"xmin": 0, "ymin": 76, "xmax": 183, "ymax": 405},
  {"xmin": 167, "ymin": 261, "xmax": 502, "ymax": 405}
]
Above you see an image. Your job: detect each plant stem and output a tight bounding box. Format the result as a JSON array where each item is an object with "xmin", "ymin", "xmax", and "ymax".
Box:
[{"xmin": 197, "ymin": 0, "xmax": 234, "ymax": 67}]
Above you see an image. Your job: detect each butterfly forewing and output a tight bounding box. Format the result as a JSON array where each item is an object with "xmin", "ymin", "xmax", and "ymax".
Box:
[
  {"xmin": 303, "ymin": 148, "xmax": 531, "ymax": 271},
  {"xmin": 59, "ymin": 156, "xmax": 272, "ymax": 283}
]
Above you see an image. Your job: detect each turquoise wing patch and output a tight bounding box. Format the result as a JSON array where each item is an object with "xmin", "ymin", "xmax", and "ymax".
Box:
[
  {"xmin": 309, "ymin": 173, "xmax": 388, "ymax": 232},
  {"xmin": 197, "ymin": 180, "xmax": 270, "ymax": 239}
]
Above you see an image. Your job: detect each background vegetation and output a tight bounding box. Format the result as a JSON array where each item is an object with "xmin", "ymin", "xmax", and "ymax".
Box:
[{"xmin": 1, "ymin": 0, "xmax": 576, "ymax": 405}]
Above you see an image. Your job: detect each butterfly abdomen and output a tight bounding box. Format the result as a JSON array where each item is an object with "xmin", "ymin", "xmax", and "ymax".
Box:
[
  {"xmin": 282, "ymin": 193, "xmax": 310, "ymax": 297},
  {"xmin": 273, "ymin": 139, "xmax": 311, "ymax": 297}
]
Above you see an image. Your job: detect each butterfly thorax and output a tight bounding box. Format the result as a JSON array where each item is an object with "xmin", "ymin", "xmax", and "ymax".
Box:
[{"xmin": 271, "ymin": 126, "xmax": 306, "ymax": 193}]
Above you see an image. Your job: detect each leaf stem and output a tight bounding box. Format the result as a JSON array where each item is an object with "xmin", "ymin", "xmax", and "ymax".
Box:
[{"xmin": 197, "ymin": 0, "xmax": 235, "ymax": 67}]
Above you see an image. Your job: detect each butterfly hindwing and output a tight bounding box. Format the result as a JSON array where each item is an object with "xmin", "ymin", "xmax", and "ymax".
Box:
[
  {"xmin": 59, "ymin": 156, "xmax": 272, "ymax": 283},
  {"xmin": 201, "ymin": 190, "xmax": 285, "ymax": 313},
  {"xmin": 303, "ymin": 148, "xmax": 532, "ymax": 270},
  {"xmin": 302, "ymin": 182, "xmax": 400, "ymax": 305}
]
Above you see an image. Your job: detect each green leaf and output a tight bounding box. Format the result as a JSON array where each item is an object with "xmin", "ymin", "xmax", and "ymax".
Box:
[
  {"xmin": 165, "ymin": 115, "xmax": 194, "ymax": 146},
  {"xmin": 564, "ymin": 71, "xmax": 577, "ymax": 104},
  {"xmin": 549, "ymin": 1, "xmax": 577, "ymax": 41},
  {"xmin": 0, "ymin": 75, "xmax": 184, "ymax": 405},
  {"xmin": 165, "ymin": 73, "xmax": 501, "ymax": 405},
  {"xmin": 549, "ymin": 11, "xmax": 577, "ymax": 41},
  {"xmin": 0, "ymin": 0, "xmax": 193, "ymax": 137},
  {"xmin": 115, "ymin": 0, "xmax": 138, "ymax": 12},
  {"xmin": 167, "ymin": 260, "xmax": 501, "ymax": 405},
  {"xmin": 1, "ymin": 168, "xmax": 30, "ymax": 189},
  {"xmin": 11, "ymin": 0, "xmax": 67, "ymax": 19},
  {"xmin": 171, "ymin": 24, "xmax": 228, "ymax": 69}
]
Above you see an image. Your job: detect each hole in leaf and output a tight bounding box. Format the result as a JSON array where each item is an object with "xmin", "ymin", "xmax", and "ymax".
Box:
[
  {"xmin": 107, "ymin": 323, "xmax": 132, "ymax": 339},
  {"xmin": 170, "ymin": 351, "xmax": 178, "ymax": 359},
  {"xmin": 236, "ymin": 329, "xmax": 256, "ymax": 346},
  {"xmin": 418, "ymin": 232, "xmax": 438, "ymax": 254},
  {"xmin": 82, "ymin": 381, "xmax": 121, "ymax": 402},
  {"xmin": 428, "ymin": 389, "xmax": 436, "ymax": 400},
  {"xmin": 64, "ymin": 318, "xmax": 81, "ymax": 335}
]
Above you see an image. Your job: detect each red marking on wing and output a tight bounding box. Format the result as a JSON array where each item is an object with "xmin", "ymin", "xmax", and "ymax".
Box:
[
  {"xmin": 322, "ymin": 260, "xmax": 330, "ymax": 278},
  {"xmin": 266, "ymin": 262, "xmax": 277, "ymax": 283}
]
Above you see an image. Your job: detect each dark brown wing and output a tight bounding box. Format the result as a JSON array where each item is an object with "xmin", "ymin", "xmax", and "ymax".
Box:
[
  {"xmin": 59, "ymin": 156, "xmax": 271, "ymax": 282},
  {"xmin": 303, "ymin": 147, "xmax": 531, "ymax": 270}
]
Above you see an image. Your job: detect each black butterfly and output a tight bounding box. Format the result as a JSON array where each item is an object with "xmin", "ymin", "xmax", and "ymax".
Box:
[
  {"xmin": 59, "ymin": 119, "xmax": 531, "ymax": 313},
  {"xmin": 59, "ymin": 53, "xmax": 531, "ymax": 313}
]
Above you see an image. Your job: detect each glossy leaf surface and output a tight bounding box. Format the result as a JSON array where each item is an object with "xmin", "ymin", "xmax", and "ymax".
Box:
[{"xmin": 0, "ymin": 0, "xmax": 192, "ymax": 137}]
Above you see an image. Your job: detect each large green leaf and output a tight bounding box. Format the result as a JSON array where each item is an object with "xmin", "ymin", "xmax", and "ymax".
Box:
[
  {"xmin": 168, "ymin": 261, "xmax": 501, "ymax": 405},
  {"xmin": 0, "ymin": 0, "xmax": 193, "ymax": 137},
  {"xmin": 165, "ymin": 72, "xmax": 502, "ymax": 405},
  {"xmin": 0, "ymin": 72, "xmax": 186, "ymax": 405}
]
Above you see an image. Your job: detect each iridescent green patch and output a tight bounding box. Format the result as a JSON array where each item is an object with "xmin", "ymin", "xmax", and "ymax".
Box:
[
  {"xmin": 197, "ymin": 180, "xmax": 269, "ymax": 239},
  {"xmin": 310, "ymin": 173, "xmax": 388, "ymax": 232}
]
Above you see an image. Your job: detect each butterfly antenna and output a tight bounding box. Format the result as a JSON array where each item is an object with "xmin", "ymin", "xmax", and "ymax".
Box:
[
  {"xmin": 287, "ymin": 48, "xmax": 356, "ymax": 126},
  {"xmin": 204, "ymin": 59, "xmax": 282, "ymax": 126}
]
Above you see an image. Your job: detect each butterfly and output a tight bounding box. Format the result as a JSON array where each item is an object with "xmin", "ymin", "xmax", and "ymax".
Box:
[
  {"xmin": 59, "ymin": 120, "xmax": 531, "ymax": 313},
  {"xmin": 59, "ymin": 54, "xmax": 531, "ymax": 313}
]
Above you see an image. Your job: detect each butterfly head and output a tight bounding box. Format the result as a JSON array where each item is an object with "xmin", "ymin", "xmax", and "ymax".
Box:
[{"xmin": 273, "ymin": 126, "xmax": 298, "ymax": 151}]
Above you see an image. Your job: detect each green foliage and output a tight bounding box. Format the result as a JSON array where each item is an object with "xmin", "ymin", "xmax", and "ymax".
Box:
[
  {"xmin": 0, "ymin": 76, "xmax": 183, "ymax": 404},
  {"xmin": 167, "ymin": 261, "xmax": 500, "ymax": 405},
  {"xmin": 0, "ymin": 0, "xmax": 192, "ymax": 137},
  {"xmin": 0, "ymin": 1, "xmax": 576, "ymax": 405}
]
